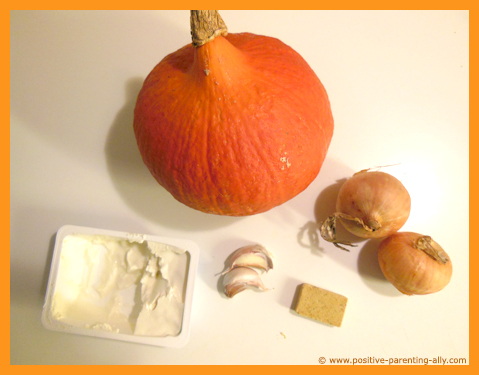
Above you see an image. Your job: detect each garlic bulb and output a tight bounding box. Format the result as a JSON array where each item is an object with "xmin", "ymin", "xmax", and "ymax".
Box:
[
  {"xmin": 219, "ymin": 244, "xmax": 273, "ymax": 275},
  {"xmin": 222, "ymin": 267, "xmax": 271, "ymax": 298}
]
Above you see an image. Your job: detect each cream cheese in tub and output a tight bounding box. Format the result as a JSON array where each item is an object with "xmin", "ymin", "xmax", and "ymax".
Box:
[{"xmin": 42, "ymin": 225, "xmax": 199, "ymax": 347}]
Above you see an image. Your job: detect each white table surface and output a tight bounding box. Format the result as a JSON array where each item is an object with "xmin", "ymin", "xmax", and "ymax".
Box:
[{"xmin": 10, "ymin": 10, "xmax": 469, "ymax": 365}]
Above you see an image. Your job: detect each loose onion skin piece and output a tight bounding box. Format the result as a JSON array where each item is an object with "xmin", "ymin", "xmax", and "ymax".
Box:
[
  {"xmin": 378, "ymin": 232, "xmax": 452, "ymax": 295},
  {"xmin": 336, "ymin": 170, "xmax": 411, "ymax": 239}
]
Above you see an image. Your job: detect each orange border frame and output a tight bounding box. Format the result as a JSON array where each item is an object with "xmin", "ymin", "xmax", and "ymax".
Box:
[{"xmin": 6, "ymin": 2, "xmax": 471, "ymax": 370}]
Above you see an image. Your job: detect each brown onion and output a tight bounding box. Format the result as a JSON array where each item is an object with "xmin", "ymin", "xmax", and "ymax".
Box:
[
  {"xmin": 321, "ymin": 170, "xmax": 411, "ymax": 250},
  {"xmin": 378, "ymin": 232, "xmax": 452, "ymax": 295}
]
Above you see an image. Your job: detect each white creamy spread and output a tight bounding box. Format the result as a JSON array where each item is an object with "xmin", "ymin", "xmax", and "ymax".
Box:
[{"xmin": 49, "ymin": 234, "xmax": 189, "ymax": 337}]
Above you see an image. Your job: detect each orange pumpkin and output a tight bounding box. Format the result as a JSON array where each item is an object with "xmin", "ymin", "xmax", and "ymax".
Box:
[{"xmin": 134, "ymin": 11, "xmax": 334, "ymax": 216}]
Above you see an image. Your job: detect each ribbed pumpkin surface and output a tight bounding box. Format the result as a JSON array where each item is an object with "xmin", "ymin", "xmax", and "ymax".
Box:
[{"xmin": 134, "ymin": 32, "xmax": 333, "ymax": 216}]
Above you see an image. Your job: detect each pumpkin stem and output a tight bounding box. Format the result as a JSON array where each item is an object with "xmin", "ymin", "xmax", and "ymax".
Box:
[{"xmin": 190, "ymin": 10, "xmax": 228, "ymax": 47}]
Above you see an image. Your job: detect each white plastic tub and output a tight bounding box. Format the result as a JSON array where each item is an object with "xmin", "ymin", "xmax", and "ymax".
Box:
[{"xmin": 42, "ymin": 225, "xmax": 199, "ymax": 348}]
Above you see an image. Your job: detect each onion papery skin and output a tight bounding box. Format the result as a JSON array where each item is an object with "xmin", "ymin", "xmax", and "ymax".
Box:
[
  {"xmin": 336, "ymin": 171, "xmax": 411, "ymax": 238},
  {"xmin": 378, "ymin": 232, "xmax": 452, "ymax": 295}
]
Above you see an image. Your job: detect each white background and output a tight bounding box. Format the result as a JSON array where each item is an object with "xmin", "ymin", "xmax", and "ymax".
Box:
[{"xmin": 10, "ymin": 10, "xmax": 469, "ymax": 365}]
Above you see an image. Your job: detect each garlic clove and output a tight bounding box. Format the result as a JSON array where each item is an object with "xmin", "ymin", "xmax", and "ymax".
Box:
[
  {"xmin": 219, "ymin": 244, "xmax": 274, "ymax": 275},
  {"xmin": 222, "ymin": 267, "xmax": 271, "ymax": 298}
]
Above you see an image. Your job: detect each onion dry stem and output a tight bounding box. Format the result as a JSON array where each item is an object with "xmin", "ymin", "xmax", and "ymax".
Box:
[{"xmin": 414, "ymin": 236, "xmax": 449, "ymax": 264}]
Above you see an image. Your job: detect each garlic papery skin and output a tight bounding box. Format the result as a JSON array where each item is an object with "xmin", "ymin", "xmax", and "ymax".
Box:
[
  {"xmin": 222, "ymin": 267, "xmax": 271, "ymax": 298},
  {"xmin": 219, "ymin": 244, "xmax": 273, "ymax": 275}
]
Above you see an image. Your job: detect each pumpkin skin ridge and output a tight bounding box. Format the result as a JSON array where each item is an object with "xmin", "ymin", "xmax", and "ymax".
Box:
[
  {"xmin": 243, "ymin": 54, "xmax": 330, "ymax": 204},
  {"xmin": 190, "ymin": 38, "xmax": 261, "ymax": 214},
  {"xmin": 192, "ymin": 37, "xmax": 293, "ymax": 214},
  {"xmin": 230, "ymin": 33, "xmax": 332, "ymax": 196},
  {"xmin": 134, "ymin": 32, "xmax": 333, "ymax": 216}
]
